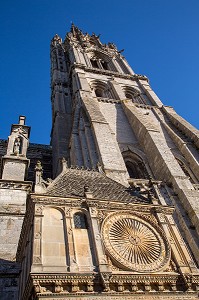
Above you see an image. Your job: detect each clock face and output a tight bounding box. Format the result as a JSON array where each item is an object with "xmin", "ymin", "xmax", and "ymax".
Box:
[{"xmin": 101, "ymin": 212, "xmax": 170, "ymax": 272}]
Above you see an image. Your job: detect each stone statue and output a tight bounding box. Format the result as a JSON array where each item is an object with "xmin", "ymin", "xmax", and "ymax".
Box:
[{"xmin": 13, "ymin": 137, "xmax": 21, "ymax": 155}]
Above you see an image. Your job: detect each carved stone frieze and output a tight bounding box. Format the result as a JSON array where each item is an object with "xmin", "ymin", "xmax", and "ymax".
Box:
[
  {"xmin": 0, "ymin": 204, "xmax": 25, "ymax": 215},
  {"xmin": 33, "ymin": 256, "xmax": 42, "ymax": 264},
  {"xmin": 164, "ymin": 259, "xmax": 178, "ymax": 273},
  {"xmin": 26, "ymin": 272, "xmax": 199, "ymax": 298},
  {"xmin": 79, "ymin": 65, "xmax": 149, "ymax": 82},
  {"xmin": 35, "ymin": 205, "xmax": 44, "ymax": 215},
  {"xmin": 98, "ymin": 210, "xmax": 108, "ymax": 224},
  {"xmin": 97, "ymin": 97, "xmax": 121, "ymax": 104},
  {"xmin": 152, "ymin": 206, "xmax": 174, "ymax": 215},
  {"xmin": 0, "ymin": 180, "xmax": 32, "ymax": 191},
  {"xmin": 90, "ymin": 207, "xmax": 98, "ymax": 217},
  {"xmin": 100, "ymin": 272, "xmax": 112, "ymax": 292},
  {"xmin": 30, "ymin": 195, "xmax": 174, "ymax": 215},
  {"xmin": 34, "ymin": 232, "xmax": 41, "ymax": 239},
  {"xmin": 138, "ymin": 212, "xmax": 159, "ymax": 225},
  {"xmin": 64, "ymin": 207, "xmax": 71, "ymax": 217}
]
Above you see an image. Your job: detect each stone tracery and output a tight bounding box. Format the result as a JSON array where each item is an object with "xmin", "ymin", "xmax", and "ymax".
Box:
[{"xmin": 102, "ymin": 212, "xmax": 170, "ymax": 272}]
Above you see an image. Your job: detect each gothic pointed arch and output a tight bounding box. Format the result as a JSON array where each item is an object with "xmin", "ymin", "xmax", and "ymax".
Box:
[
  {"xmin": 90, "ymin": 80, "xmax": 114, "ymax": 99},
  {"xmin": 122, "ymin": 86, "xmax": 147, "ymax": 105},
  {"xmin": 123, "ymin": 150, "xmax": 149, "ymax": 179},
  {"xmin": 42, "ymin": 207, "xmax": 67, "ymax": 266},
  {"xmin": 72, "ymin": 209, "xmax": 97, "ymax": 271},
  {"xmin": 88, "ymin": 50, "xmax": 117, "ymax": 72}
]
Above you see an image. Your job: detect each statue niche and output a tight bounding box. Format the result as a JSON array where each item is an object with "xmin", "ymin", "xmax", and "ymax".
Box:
[{"xmin": 13, "ymin": 136, "xmax": 22, "ymax": 155}]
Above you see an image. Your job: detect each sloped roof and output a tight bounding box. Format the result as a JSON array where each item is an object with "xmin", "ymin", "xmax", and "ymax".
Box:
[{"xmin": 45, "ymin": 167, "xmax": 150, "ymax": 204}]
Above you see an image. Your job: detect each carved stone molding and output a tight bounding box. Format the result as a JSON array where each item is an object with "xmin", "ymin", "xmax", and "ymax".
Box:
[
  {"xmin": 33, "ymin": 256, "xmax": 42, "ymax": 264},
  {"xmin": 0, "ymin": 205, "xmax": 25, "ymax": 215},
  {"xmin": 72, "ymin": 64, "xmax": 149, "ymax": 82},
  {"xmin": 24, "ymin": 272, "xmax": 199, "ymax": 299},
  {"xmin": 101, "ymin": 212, "xmax": 171, "ymax": 272},
  {"xmin": 97, "ymin": 97, "xmax": 121, "ymax": 104},
  {"xmin": 0, "ymin": 180, "xmax": 32, "ymax": 191}
]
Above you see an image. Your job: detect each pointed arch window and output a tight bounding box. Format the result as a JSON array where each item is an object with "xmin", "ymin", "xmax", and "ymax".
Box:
[
  {"xmin": 123, "ymin": 87, "xmax": 147, "ymax": 105},
  {"xmin": 90, "ymin": 80, "xmax": 114, "ymax": 99},
  {"xmin": 125, "ymin": 161, "xmax": 148, "ymax": 179},
  {"xmin": 123, "ymin": 151, "xmax": 150, "ymax": 180},
  {"xmin": 90, "ymin": 52, "xmax": 110, "ymax": 71}
]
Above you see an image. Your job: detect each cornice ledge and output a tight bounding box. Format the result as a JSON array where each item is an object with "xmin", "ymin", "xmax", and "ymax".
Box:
[
  {"xmin": 28, "ymin": 196, "xmax": 174, "ymax": 213},
  {"xmin": 0, "ymin": 179, "xmax": 32, "ymax": 191},
  {"xmin": 72, "ymin": 64, "xmax": 149, "ymax": 82},
  {"xmin": 31, "ymin": 273, "xmax": 97, "ymax": 280}
]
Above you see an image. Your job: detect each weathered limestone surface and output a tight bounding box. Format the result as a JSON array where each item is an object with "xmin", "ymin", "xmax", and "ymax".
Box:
[
  {"xmin": 0, "ymin": 117, "xmax": 32, "ymax": 300},
  {"xmin": 0, "ymin": 187, "xmax": 30, "ymax": 258},
  {"xmin": 122, "ymin": 100, "xmax": 199, "ymax": 263},
  {"xmin": 38, "ymin": 296, "xmax": 199, "ymax": 300},
  {"xmin": 50, "ymin": 27, "xmax": 199, "ymax": 273},
  {"xmin": 0, "ymin": 187, "xmax": 30, "ymax": 300},
  {"xmin": 163, "ymin": 106, "xmax": 199, "ymax": 148},
  {"xmin": 1, "ymin": 25, "xmax": 199, "ymax": 300}
]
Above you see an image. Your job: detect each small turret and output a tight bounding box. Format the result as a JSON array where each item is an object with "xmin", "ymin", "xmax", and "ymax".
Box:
[{"xmin": 1, "ymin": 116, "xmax": 30, "ymax": 181}]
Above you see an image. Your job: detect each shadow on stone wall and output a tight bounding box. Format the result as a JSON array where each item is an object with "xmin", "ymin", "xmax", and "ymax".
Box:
[{"xmin": 0, "ymin": 258, "xmax": 20, "ymax": 300}]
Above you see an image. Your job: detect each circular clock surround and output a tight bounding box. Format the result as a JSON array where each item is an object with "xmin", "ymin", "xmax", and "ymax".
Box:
[{"xmin": 101, "ymin": 212, "xmax": 170, "ymax": 272}]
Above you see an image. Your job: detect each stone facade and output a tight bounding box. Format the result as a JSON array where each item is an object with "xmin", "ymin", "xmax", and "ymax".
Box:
[
  {"xmin": 0, "ymin": 25, "xmax": 199, "ymax": 299},
  {"xmin": 0, "ymin": 117, "xmax": 32, "ymax": 300}
]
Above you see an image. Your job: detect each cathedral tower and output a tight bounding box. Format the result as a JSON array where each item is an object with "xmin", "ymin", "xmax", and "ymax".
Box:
[
  {"xmin": 7, "ymin": 25, "xmax": 199, "ymax": 299},
  {"xmin": 50, "ymin": 25, "xmax": 199, "ymax": 262}
]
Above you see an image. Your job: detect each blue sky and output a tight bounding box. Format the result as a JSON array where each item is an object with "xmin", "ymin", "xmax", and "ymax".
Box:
[{"xmin": 1, "ymin": 0, "xmax": 199, "ymax": 144}]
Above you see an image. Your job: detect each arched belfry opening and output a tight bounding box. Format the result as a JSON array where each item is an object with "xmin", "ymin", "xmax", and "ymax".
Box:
[
  {"xmin": 88, "ymin": 48, "xmax": 118, "ymax": 72},
  {"xmin": 90, "ymin": 80, "xmax": 114, "ymax": 99},
  {"xmin": 122, "ymin": 86, "xmax": 147, "ymax": 105},
  {"xmin": 89, "ymin": 51, "xmax": 111, "ymax": 71}
]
